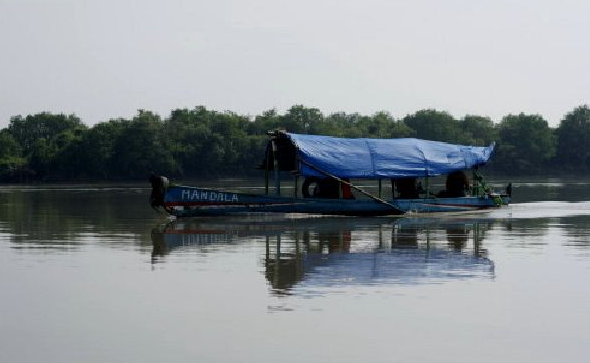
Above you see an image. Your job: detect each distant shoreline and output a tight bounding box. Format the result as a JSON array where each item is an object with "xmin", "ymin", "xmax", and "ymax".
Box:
[
  {"xmin": 2, "ymin": 105, "xmax": 589, "ymax": 182},
  {"xmin": 1, "ymin": 174, "xmax": 587, "ymax": 186}
]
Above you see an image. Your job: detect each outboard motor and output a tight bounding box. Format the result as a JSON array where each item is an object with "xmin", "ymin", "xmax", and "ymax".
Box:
[{"xmin": 149, "ymin": 173, "xmax": 169, "ymax": 210}]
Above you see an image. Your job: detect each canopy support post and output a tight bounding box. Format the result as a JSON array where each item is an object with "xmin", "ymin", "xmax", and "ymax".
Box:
[
  {"xmin": 272, "ymin": 140, "xmax": 280, "ymax": 196},
  {"xmin": 425, "ymin": 177, "xmax": 430, "ymax": 198},
  {"xmin": 378, "ymin": 179, "xmax": 383, "ymax": 198},
  {"xmin": 265, "ymin": 144, "xmax": 270, "ymax": 195}
]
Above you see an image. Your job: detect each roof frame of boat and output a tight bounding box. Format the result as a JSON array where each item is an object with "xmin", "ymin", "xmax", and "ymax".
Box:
[{"xmin": 260, "ymin": 129, "xmax": 498, "ymax": 200}]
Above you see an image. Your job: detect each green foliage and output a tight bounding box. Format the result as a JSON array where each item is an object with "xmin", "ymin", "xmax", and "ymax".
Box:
[
  {"xmin": 112, "ymin": 110, "xmax": 179, "ymax": 180},
  {"xmin": 460, "ymin": 115, "xmax": 497, "ymax": 146},
  {"xmin": 0, "ymin": 129, "xmax": 22, "ymax": 159},
  {"xmin": 494, "ymin": 113, "xmax": 556, "ymax": 174},
  {"xmin": 279, "ymin": 105, "xmax": 324, "ymax": 134},
  {"xmin": 403, "ymin": 109, "xmax": 471, "ymax": 144},
  {"xmin": 8, "ymin": 113, "xmax": 85, "ymax": 156},
  {"xmin": 164, "ymin": 106, "xmax": 263, "ymax": 177},
  {"xmin": 250, "ymin": 109, "xmax": 281, "ymax": 135},
  {"xmin": 556, "ymin": 105, "xmax": 590, "ymax": 172},
  {"xmin": 0, "ymin": 130, "xmax": 27, "ymax": 181},
  {"xmin": 77, "ymin": 120, "xmax": 128, "ymax": 179},
  {"xmin": 0, "ymin": 105, "xmax": 587, "ymax": 181},
  {"xmin": 5, "ymin": 113, "xmax": 87, "ymax": 179}
]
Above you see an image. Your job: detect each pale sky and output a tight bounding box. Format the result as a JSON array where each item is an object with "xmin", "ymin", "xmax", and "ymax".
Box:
[{"xmin": 1, "ymin": 0, "xmax": 589, "ymax": 128}]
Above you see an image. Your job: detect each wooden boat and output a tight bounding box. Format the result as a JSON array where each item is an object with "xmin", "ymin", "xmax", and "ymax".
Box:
[{"xmin": 150, "ymin": 131, "xmax": 511, "ymax": 217}]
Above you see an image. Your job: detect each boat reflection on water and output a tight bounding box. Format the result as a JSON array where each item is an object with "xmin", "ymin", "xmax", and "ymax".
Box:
[
  {"xmin": 150, "ymin": 221, "xmax": 242, "ymax": 260},
  {"xmin": 151, "ymin": 217, "xmax": 495, "ymax": 294}
]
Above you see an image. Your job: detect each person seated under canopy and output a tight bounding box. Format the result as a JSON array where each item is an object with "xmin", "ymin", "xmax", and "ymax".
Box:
[
  {"xmin": 393, "ymin": 178, "xmax": 421, "ymax": 199},
  {"xmin": 302, "ymin": 177, "xmax": 355, "ymax": 199},
  {"xmin": 437, "ymin": 171, "xmax": 470, "ymax": 198}
]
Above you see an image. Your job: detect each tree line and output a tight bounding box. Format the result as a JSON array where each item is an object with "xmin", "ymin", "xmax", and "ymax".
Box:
[{"xmin": 0, "ymin": 104, "xmax": 589, "ymax": 182}]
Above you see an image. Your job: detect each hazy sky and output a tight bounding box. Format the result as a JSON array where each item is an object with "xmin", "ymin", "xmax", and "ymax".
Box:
[{"xmin": 1, "ymin": 0, "xmax": 589, "ymax": 127}]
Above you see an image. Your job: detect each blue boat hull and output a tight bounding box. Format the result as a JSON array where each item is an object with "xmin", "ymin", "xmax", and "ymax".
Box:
[{"xmin": 162, "ymin": 185, "xmax": 510, "ymax": 217}]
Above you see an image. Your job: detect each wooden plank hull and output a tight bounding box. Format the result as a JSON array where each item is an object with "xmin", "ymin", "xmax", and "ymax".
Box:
[{"xmin": 162, "ymin": 185, "xmax": 511, "ymax": 217}]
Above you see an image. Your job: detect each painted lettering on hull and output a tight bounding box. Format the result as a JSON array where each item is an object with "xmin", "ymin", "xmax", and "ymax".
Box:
[{"xmin": 181, "ymin": 189, "xmax": 239, "ymax": 203}]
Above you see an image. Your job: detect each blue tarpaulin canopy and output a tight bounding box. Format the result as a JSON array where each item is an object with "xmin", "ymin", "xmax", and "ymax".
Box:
[{"xmin": 286, "ymin": 133, "xmax": 495, "ymax": 179}]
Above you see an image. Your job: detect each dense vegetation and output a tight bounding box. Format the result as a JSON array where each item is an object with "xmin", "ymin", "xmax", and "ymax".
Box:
[{"xmin": 1, "ymin": 104, "xmax": 589, "ymax": 182}]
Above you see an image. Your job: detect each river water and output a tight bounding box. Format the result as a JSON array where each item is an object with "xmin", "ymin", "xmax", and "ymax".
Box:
[{"xmin": 1, "ymin": 179, "xmax": 589, "ymax": 363}]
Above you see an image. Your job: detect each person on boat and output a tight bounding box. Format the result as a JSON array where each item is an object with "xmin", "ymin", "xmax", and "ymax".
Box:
[
  {"xmin": 317, "ymin": 178, "xmax": 340, "ymax": 198},
  {"xmin": 416, "ymin": 180, "xmax": 426, "ymax": 195},
  {"xmin": 302, "ymin": 177, "xmax": 337, "ymax": 198},
  {"xmin": 302, "ymin": 177, "xmax": 355, "ymax": 199},
  {"xmin": 437, "ymin": 171, "xmax": 470, "ymax": 197},
  {"xmin": 341, "ymin": 179, "xmax": 355, "ymax": 199},
  {"xmin": 394, "ymin": 178, "xmax": 420, "ymax": 199}
]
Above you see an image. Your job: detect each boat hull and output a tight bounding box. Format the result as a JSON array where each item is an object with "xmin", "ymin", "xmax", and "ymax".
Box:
[{"xmin": 161, "ymin": 185, "xmax": 510, "ymax": 217}]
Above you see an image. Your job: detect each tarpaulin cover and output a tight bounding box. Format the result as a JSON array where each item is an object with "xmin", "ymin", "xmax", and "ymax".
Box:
[{"xmin": 286, "ymin": 133, "xmax": 495, "ymax": 178}]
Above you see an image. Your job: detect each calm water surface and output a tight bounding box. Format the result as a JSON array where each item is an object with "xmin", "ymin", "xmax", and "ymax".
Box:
[{"xmin": 1, "ymin": 180, "xmax": 590, "ymax": 363}]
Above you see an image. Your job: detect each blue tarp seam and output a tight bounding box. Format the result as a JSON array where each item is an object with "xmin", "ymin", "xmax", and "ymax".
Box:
[
  {"xmin": 367, "ymin": 139, "xmax": 376, "ymax": 176},
  {"xmin": 415, "ymin": 143, "xmax": 428, "ymax": 177}
]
